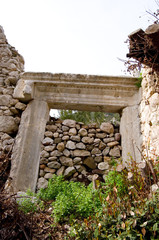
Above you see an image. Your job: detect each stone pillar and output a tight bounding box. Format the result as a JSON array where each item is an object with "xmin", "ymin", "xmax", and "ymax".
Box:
[
  {"xmin": 120, "ymin": 105, "xmax": 142, "ymax": 166},
  {"xmin": 9, "ymin": 100, "xmax": 49, "ymax": 192}
]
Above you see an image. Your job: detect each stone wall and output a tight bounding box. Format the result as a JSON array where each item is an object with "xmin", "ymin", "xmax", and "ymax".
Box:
[
  {"xmin": 37, "ymin": 118, "xmax": 122, "ymax": 190},
  {"xmin": 140, "ymin": 67, "xmax": 159, "ymax": 160},
  {"xmin": 0, "ymin": 26, "xmax": 25, "ymax": 187}
]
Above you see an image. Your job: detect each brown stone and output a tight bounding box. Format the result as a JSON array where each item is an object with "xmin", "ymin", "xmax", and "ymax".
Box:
[
  {"xmin": 83, "ymin": 157, "xmax": 96, "ymax": 169},
  {"xmin": 100, "ymin": 122, "xmax": 114, "ymax": 134}
]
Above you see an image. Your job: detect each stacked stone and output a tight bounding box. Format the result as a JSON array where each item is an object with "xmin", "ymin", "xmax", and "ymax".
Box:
[
  {"xmin": 37, "ymin": 118, "xmax": 121, "ymax": 189},
  {"xmin": 0, "ymin": 26, "xmax": 25, "ymax": 156},
  {"xmin": 140, "ymin": 67, "xmax": 159, "ymax": 159}
]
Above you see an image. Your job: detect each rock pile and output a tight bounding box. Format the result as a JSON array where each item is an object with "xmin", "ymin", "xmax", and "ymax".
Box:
[
  {"xmin": 0, "ymin": 26, "xmax": 25, "ymax": 156},
  {"xmin": 37, "ymin": 118, "xmax": 121, "ymax": 190}
]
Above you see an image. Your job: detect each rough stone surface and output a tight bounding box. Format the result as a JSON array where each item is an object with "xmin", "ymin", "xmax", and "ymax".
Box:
[
  {"xmin": 0, "ymin": 116, "xmax": 18, "ymax": 133},
  {"xmin": 100, "ymin": 122, "xmax": 114, "ymax": 134}
]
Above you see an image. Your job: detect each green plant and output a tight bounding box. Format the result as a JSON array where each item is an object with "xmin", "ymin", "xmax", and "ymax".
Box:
[{"xmin": 135, "ymin": 72, "xmax": 142, "ymax": 88}]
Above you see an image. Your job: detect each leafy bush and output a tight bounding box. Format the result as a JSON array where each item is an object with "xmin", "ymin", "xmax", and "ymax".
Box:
[{"xmin": 38, "ymin": 175, "xmax": 102, "ymax": 222}]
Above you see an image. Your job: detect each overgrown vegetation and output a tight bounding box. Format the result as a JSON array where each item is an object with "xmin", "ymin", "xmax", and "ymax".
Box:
[
  {"xmin": 13, "ymin": 156, "xmax": 159, "ymax": 240},
  {"xmin": 57, "ymin": 110, "xmax": 120, "ymax": 125}
]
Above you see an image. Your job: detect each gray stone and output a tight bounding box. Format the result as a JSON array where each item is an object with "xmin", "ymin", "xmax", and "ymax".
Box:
[
  {"xmin": 64, "ymin": 166, "xmax": 76, "ymax": 177},
  {"xmin": 102, "ymin": 147, "xmax": 110, "ymax": 156},
  {"xmin": 115, "ymin": 133, "xmax": 121, "ymax": 141},
  {"xmin": 0, "ymin": 116, "xmax": 18, "ymax": 134},
  {"xmin": 42, "ymin": 137, "xmax": 53, "ymax": 146},
  {"xmin": 57, "ymin": 142, "xmax": 65, "ymax": 152},
  {"xmin": 100, "ymin": 122, "xmax": 114, "ymax": 134},
  {"xmin": 75, "ymin": 165, "xmax": 86, "ymax": 172},
  {"xmin": 40, "ymin": 150, "xmax": 49, "ymax": 158},
  {"xmin": 60, "ymin": 156, "xmax": 73, "ymax": 166},
  {"xmin": 73, "ymin": 149, "xmax": 91, "ymax": 157},
  {"xmin": 109, "ymin": 146, "xmax": 120, "ymax": 157},
  {"xmin": 66, "ymin": 140, "xmax": 76, "ymax": 149},
  {"xmin": 94, "ymin": 156, "xmax": 103, "ymax": 163},
  {"xmin": 62, "ymin": 119, "xmax": 76, "ymax": 128},
  {"xmin": 78, "ymin": 128, "xmax": 88, "ymax": 137},
  {"xmin": 76, "ymin": 142, "xmax": 86, "ymax": 149},
  {"xmin": 62, "ymin": 135, "xmax": 69, "ymax": 141},
  {"xmin": 44, "ymin": 131, "xmax": 53, "ymax": 137},
  {"xmin": 50, "ymin": 150, "xmax": 63, "ymax": 157},
  {"xmin": 0, "ymin": 95, "xmax": 11, "ymax": 106},
  {"xmin": 107, "ymin": 141, "xmax": 119, "ymax": 147},
  {"xmin": 47, "ymin": 161, "xmax": 61, "ymax": 169},
  {"xmin": 46, "ymin": 124, "xmax": 57, "ymax": 132},
  {"xmin": 63, "ymin": 149, "xmax": 71, "ymax": 157},
  {"xmin": 44, "ymin": 145, "xmax": 56, "ymax": 152},
  {"xmin": 44, "ymin": 167, "xmax": 56, "ymax": 173},
  {"xmin": 99, "ymin": 141, "xmax": 106, "ymax": 150},
  {"xmin": 83, "ymin": 156, "xmax": 96, "ymax": 169},
  {"xmin": 54, "ymin": 137, "xmax": 62, "ymax": 144},
  {"xmin": 98, "ymin": 162, "xmax": 109, "ymax": 170},
  {"xmin": 57, "ymin": 166, "xmax": 65, "ymax": 176},
  {"xmin": 53, "ymin": 132, "xmax": 59, "ymax": 138},
  {"xmin": 70, "ymin": 135, "xmax": 80, "ymax": 142},
  {"xmin": 82, "ymin": 137, "xmax": 94, "ymax": 144},
  {"xmin": 103, "ymin": 137, "xmax": 115, "ymax": 143},
  {"xmin": 15, "ymin": 102, "xmax": 26, "ymax": 110},
  {"xmin": 48, "ymin": 156, "xmax": 57, "ymax": 161},
  {"xmin": 73, "ymin": 157, "xmax": 82, "ymax": 164},
  {"xmin": 44, "ymin": 173, "xmax": 54, "ymax": 179},
  {"xmin": 39, "ymin": 170, "xmax": 45, "ymax": 177},
  {"xmin": 62, "ymin": 125, "xmax": 69, "ymax": 132},
  {"xmin": 37, "ymin": 177, "xmax": 48, "ymax": 189},
  {"xmin": 91, "ymin": 148, "xmax": 101, "ymax": 155},
  {"xmin": 96, "ymin": 133, "xmax": 107, "ymax": 138},
  {"xmin": 69, "ymin": 128, "xmax": 77, "ymax": 136}
]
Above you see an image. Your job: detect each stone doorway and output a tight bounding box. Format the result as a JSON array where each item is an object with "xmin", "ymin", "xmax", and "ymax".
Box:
[{"xmin": 9, "ymin": 72, "xmax": 141, "ymax": 192}]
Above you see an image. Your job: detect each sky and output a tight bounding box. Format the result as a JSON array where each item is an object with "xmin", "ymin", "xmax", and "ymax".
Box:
[{"xmin": 0, "ymin": 0, "xmax": 158, "ymax": 77}]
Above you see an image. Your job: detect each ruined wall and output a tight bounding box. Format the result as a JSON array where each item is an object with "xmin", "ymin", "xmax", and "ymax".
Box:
[
  {"xmin": 37, "ymin": 118, "xmax": 122, "ymax": 190},
  {"xmin": 0, "ymin": 26, "xmax": 26, "ymax": 188},
  {"xmin": 140, "ymin": 67, "xmax": 159, "ymax": 160}
]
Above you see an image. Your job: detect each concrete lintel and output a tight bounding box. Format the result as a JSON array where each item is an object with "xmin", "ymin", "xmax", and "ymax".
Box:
[
  {"xmin": 9, "ymin": 100, "xmax": 49, "ymax": 192},
  {"xmin": 13, "ymin": 72, "xmax": 139, "ymax": 112}
]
